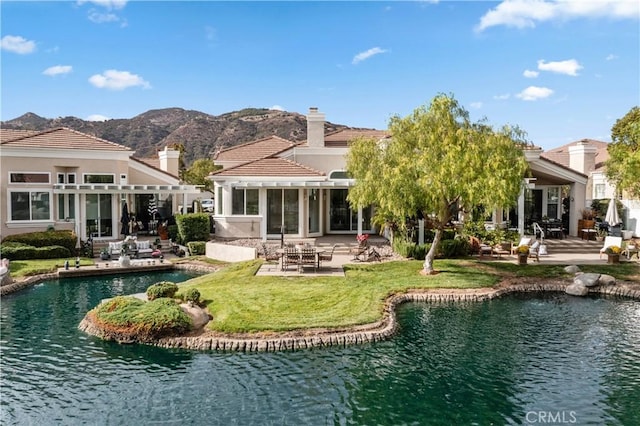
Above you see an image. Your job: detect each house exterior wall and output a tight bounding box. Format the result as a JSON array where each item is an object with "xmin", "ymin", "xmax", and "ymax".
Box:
[{"xmin": 293, "ymin": 149, "xmax": 348, "ymax": 174}]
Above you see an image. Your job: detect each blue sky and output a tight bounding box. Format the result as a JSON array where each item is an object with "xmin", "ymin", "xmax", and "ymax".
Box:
[{"xmin": 1, "ymin": 1, "xmax": 638, "ymax": 150}]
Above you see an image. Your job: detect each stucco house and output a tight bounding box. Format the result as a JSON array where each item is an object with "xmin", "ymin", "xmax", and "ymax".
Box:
[
  {"xmin": 210, "ymin": 108, "xmax": 591, "ymax": 240},
  {"xmin": 1, "ymin": 128, "xmax": 201, "ymax": 243},
  {"xmin": 542, "ymin": 139, "xmax": 639, "ymax": 237}
]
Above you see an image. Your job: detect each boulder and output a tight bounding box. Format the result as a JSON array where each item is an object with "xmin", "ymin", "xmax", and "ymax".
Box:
[
  {"xmin": 566, "ymin": 283, "xmax": 588, "ymax": 296},
  {"xmin": 180, "ymin": 303, "xmax": 210, "ymax": 329},
  {"xmin": 564, "ymin": 265, "xmax": 581, "ymax": 274},
  {"xmin": 574, "ymin": 273, "xmax": 601, "ymax": 287},
  {"xmin": 598, "ymin": 274, "xmax": 616, "ymax": 286}
]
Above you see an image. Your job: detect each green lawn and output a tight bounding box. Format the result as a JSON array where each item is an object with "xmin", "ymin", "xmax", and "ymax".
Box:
[
  {"xmin": 176, "ymin": 259, "xmax": 638, "ymax": 334},
  {"xmin": 8, "ymin": 258, "xmax": 94, "ymax": 278}
]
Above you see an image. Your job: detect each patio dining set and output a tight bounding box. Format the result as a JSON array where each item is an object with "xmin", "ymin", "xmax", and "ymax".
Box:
[{"xmin": 263, "ymin": 243, "xmax": 336, "ymax": 273}]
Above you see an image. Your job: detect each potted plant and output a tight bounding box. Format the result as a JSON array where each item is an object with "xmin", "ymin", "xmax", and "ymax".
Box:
[
  {"xmin": 604, "ymin": 245, "xmax": 622, "ymax": 264},
  {"xmin": 100, "ymin": 247, "xmax": 110, "ymax": 261},
  {"xmin": 596, "ymin": 227, "xmax": 607, "ymax": 242},
  {"xmin": 154, "ymin": 237, "xmax": 161, "ymax": 249},
  {"xmin": 516, "ymin": 245, "xmax": 529, "ymax": 265}
]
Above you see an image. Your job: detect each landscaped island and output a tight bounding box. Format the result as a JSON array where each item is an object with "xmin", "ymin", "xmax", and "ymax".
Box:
[{"xmin": 78, "ymin": 259, "xmax": 640, "ymax": 351}]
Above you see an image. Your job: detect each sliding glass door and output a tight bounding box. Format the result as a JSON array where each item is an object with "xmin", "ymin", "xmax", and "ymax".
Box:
[
  {"xmin": 267, "ymin": 189, "xmax": 299, "ymax": 235},
  {"xmin": 86, "ymin": 194, "xmax": 113, "ymax": 238}
]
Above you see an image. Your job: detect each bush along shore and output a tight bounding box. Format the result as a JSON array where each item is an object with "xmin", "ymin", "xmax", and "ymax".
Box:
[{"xmin": 77, "ymin": 261, "xmax": 640, "ymax": 352}]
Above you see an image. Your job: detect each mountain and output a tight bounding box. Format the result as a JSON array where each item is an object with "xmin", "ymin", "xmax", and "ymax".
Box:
[{"xmin": 1, "ymin": 108, "xmax": 354, "ymax": 165}]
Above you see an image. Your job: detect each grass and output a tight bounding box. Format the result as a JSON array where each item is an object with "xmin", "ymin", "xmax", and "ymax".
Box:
[
  {"xmin": 175, "ymin": 258, "xmax": 640, "ymax": 334},
  {"xmin": 8, "ymin": 258, "xmax": 94, "ymax": 278}
]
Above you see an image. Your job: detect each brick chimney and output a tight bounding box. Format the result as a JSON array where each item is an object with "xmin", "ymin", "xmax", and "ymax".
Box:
[
  {"xmin": 159, "ymin": 146, "xmax": 180, "ymax": 177},
  {"xmin": 306, "ymin": 107, "xmax": 325, "ymax": 147},
  {"xmin": 568, "ymin": 140, "xmax": 597, "ymax": 174}
]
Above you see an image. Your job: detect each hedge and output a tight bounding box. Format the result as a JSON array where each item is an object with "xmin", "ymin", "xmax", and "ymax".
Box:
[
  {"xmin": 175, "ymin": 214, "xmax": 210, "ymax": 244},
  {"xmin": 187, "ymin": 241, "xmax": 206, "ymax": 256},
  {"xmin": 146, "ymin": 281, "xmax": 179, "ymax": 301},
  {"xmin": 0, "ymin": 244, "xmax": 72, "ymax": 260},
  {"xmin": 2, "ymin": 230, "xmax": 76, "ymax": 253}
]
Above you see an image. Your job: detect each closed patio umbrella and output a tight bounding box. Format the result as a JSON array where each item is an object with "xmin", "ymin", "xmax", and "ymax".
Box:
[
  {"xmin": 605, "ymin": 197, "xmax": 621, "ymax": 226},
  {"xmin": 121, "ymin": 202, "xmax": 130, "ymax": 236}
]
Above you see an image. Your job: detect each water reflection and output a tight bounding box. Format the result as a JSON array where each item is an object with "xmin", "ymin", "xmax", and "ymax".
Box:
[{"xmin": 1, "ymin": 275, "xmax": 639, "ymax": 425}]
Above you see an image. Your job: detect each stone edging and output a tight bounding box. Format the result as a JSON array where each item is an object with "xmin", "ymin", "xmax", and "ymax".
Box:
[
  {"xmin": 87, "ymin": 279, "xmax": 639, "ymax": 353},
  {"xmin": 0, "ymin": 261, "xmax": 219, "ymax": 297}
]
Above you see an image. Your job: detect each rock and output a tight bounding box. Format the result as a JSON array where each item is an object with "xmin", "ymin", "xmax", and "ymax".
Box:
[
  {"xmin": 575, "ymin": 273, "xmax": 601, "ymax": 287},
  {"xmin": 180, "ymin": 303, "xmax": 210, "ymax": 329},
  {"xmin": 598, "ymin": 274, "xmax": 616, "ymax": 286},
  {"xmin": 566, "ymin": 283, "xmax": 588, "ymax": 296},
  {"xmin": 564, "ymin": 265, "xmax": 581, "ymax": 274}
]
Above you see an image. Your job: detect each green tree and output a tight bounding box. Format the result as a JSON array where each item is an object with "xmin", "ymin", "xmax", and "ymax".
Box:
[
  {"xmin": 181, "ymin": 158, "xmax": 221, "ymax": 195},
  {"xmin": 605, "ymin": 106, "xmax": 640, "ymax": 198},
  {"xmin": 346, "ymin": 94, "xmax": 529, "ymax": 274}
]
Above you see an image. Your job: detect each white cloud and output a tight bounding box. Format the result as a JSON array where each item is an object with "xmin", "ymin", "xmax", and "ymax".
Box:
[
  {"xmin": 88, "ymin": 70, "xmax": 151, "ymax": 90},
  {"xmin": 493, "ymin": 93, "xmax": 511, "ymax": 100},
  {"xmin": 270, "ymin": 105, "xmax": 284, "ymax": 111},
  {"xmin": 476, "ymin": 0, "xmax": 639, "ymax": 32},
  {"xmin": 77, "ymin": 0, "xmax": 128, "ymax": 10},
  {"xmin": 88, "ymin": 11, "xmax": 119, "ymax": 23},
  {"xmin": 470, "ymin": 102, "xmax": 483, "ymax": 109},
  {"xmin": 523, "ymin": 69, "xmax": 539, "ymax": 78},
  {"xmin": 43, "ymin": 65, "xmax": 73, "ymax": 76},
  {"xmin": 352, "ymin": 47, "xmax": 388, "ymax": 65},
  {"xmin": 86, "ymin": 114, "xmax": 110, "ymax": 121},
  {"xmin": 1, "ymin": 35, "xmax": 36, "ymax": 54},
  {"xmin": 605, "ymin": 53, "xmax": 618, "ymax": 61},
  {"xmin": 516, "ymin": 86, "xmax": 554, "ymax": 101},
  {"xmin": 537, "ymin": 59, "xmax": 582, "ymax": 76}
]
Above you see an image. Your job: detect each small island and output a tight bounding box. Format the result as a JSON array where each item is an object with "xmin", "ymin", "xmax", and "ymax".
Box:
[{"xmin": 78, "ymin": 259, "xmax": 640, "ymax": 352}]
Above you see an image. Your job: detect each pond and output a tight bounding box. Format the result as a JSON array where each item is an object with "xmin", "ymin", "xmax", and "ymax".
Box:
[{"xmin": 1, "ymin": 273, "xmax": 639, "ymax": 425}]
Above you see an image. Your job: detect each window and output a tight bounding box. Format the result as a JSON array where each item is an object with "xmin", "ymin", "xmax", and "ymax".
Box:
[
  {"xmin": 594, "ymin": 184, "xmax": 605, "ymax": 199},
  {"xmin": 57, "ymin": 194, "xmax": 76, "ymax": 220},
  {"xmin": 57, "ymin": 173, "xmax": 65, "ymax": 184},
  {"xmin": 329, "ymin": 170, "xmax": 350, "ymax": 179},
  {"xmin": 547, "ymin": 187, "xmax": 559, "ymax": 219},
  {"xmin": 83, "ymin": 174, "xmax": 115, "ymax": 184},
  {"xmin": 67, "ymin": 173, "xmax": 76, "ymax": 184},
  {"xmin": 10, "ymin": 191, "xmax": 51, "ymax": 221},
  {"xmin": 9, "ymin": 172, "xmax": 50, "ymax": 183},
  {"xmin": 232, "ymin": 188, "xmax": 259, "ymax": 215},
  {"xmin": 216, "ymin": 187, "xmax": 223, "ymax": 215}
]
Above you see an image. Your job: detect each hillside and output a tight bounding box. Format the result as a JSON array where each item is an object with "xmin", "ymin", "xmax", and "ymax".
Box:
[{"xmin": 1, "ymin": 108, "xmax": 353, "ymax": 165}]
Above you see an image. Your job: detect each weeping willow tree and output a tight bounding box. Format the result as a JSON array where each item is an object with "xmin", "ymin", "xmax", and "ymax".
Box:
[{"xmin": 346, "ymin": 94, "xmax": 529, "ymax": 274}]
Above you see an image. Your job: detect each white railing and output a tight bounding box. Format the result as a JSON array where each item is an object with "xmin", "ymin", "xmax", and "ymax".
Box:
[{"xmin": 532, "ymin": 222, "xmax": 545, "ymax": 243}]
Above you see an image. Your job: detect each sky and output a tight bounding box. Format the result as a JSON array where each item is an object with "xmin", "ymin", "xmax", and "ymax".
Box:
[{"xmin": 1, "ymin": 0, "xmax": 638, "ymax": 151}]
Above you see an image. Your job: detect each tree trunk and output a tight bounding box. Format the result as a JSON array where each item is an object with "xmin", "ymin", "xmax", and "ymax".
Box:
[{"xmin": 422, "ymin": 227, "xmax": 443, "ymax": 275}]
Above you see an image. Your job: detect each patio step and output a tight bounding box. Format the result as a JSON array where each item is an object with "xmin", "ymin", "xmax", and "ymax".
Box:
[{"xmin": 540, "ymin": 237, "xmax": 603, "ymax": 254}]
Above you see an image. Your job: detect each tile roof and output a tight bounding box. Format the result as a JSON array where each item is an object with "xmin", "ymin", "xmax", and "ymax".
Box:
[
  {"xmin": 541, "ymin": 139, "xmax": 609, "ymax": 172},
  {"xmin": 211, "ymin": 158, "xmax": 325, "ymax": 177},
  {"xmin": 322, "ymin": 129, "xmax": 390, "ymax": 147},
  {"xmin": 214, "ymin": 135, "xmax": 297, "ymax": 162},
  {"xmin": 0, "ymin": 129, "xmax": 40, "ymax": 143},
  {"xmin": 0, "ymin": 127, "xmax": 131, "ymax": 151}
]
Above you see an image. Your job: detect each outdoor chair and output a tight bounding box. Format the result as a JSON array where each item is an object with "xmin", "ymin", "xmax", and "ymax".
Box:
[
  {"xmin": 299, "ymin": 247, "xmax": 317, "ymax": 272},
  {"xmin": 350, "ymin": 240, "xmax": 369, "ymax": 261},
  {"xmin": 511, "ymin": 237, "xmax": 532, "ymax": 255},
  {"xmin": 581, "ymin": 220, "xmax": 598, "ymax": 240},
  {"xmin": 317, "ymin": 245, "xmax": 337, "ymax": 268},
  {"xmin": 282, "ymin": 247, "xmax": 300, "ymax": 271},
  {"xmin": 261, "ymin": 243, "xmax": 280, "ymax": 263},
  {"xmin": 599, "ymin": 236, "xmax": 622, "ymax": 259}
]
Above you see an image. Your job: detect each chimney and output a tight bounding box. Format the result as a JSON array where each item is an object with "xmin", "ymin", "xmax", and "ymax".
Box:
[
  {"xmin": 306, "ymin": 107, "xmax": 325, "ymax": 147},
  {"xmin": 568, "ymin": 140, "xmax": 597, "ymax": 174},
  {"xmin": 159, "ymin": 146, "xmax": 180, "ymax": 177}
]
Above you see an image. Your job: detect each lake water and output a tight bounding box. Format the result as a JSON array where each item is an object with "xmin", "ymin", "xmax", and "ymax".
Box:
[{"xmin": 1, "ymin": 273, "xmax": 639, "ymax": 425}]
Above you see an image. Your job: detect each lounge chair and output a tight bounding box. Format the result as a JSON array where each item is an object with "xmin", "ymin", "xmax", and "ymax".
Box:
[
  {"xmin": 599, "ymin": 236, "xmax": 622, "ymax": 258},
  {"xmin": 511, "ymin": 237, "xmax": 532, "ymax": 255},
  {"xmin": 529, "ymin": 240, "xmax": 541, "ymax": 262}
]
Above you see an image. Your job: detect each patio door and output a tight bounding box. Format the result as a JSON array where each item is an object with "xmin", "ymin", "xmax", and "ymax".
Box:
[
  {"xmin": 266, "ymin": 189, "xmax": 299, "ymax": 235},
  {"xmin": 328, "ymin": 189, "xmax": 372, "ymax": 233},
  {"xmin": 86, "ymin": 194, "xmax": 113, "ymax": 238},
  {"xmin": 308, "ymin": 189, "xmax": 321, "ymax": 235}
]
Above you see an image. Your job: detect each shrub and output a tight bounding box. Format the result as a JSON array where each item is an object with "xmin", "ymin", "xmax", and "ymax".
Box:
[
  {"xmin": 2, "ymin": 230, "xmax": 76, "ymax": 253},
  {"xmin": 392, "ymin": 237, "xmax": 415, "ymax": 258},
  {"xmin": 187, "ymin": 241, "xmax": 206, "ymax": 256},
  {"xmin": 439, "ymin": 239, "xmax": 470, "ymax": 258},
  {"xmin": 184, "ymin": 288, "xmax": 201, "ymax": 305},
  {"xmin": 175, "ymin": 214, "xmax": 210, "ymax": 244},
  {"xmin": 146, "ymin": 281, "xmax": 179, "ymax": 301},
  {"xmin": 167, "ymin": 225, "xmax": 179, "ymax": 243}
]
